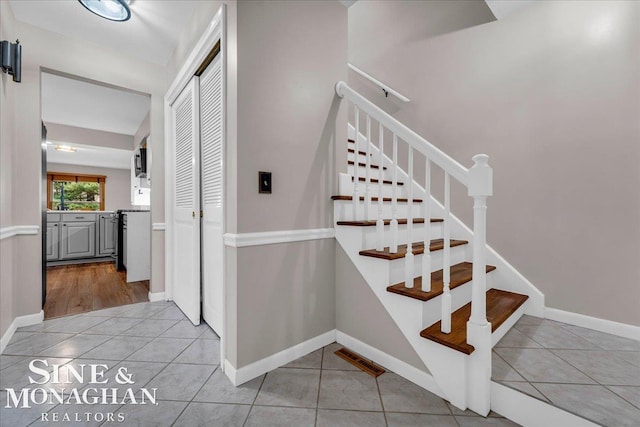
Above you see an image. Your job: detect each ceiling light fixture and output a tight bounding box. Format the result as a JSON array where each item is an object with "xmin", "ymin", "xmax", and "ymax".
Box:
[
  {"xmin": 78, "ymin": 0, "xmax": 131, "ymax": 22},
  {"xmin": 55, "ymin": 145, "xmax": 77, "ymax": 153}
]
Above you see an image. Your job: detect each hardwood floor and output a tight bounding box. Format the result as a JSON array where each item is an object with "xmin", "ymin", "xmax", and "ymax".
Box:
[{"xmin": 44, "ymin": 262, "xmax": 149, "ymax": 319}]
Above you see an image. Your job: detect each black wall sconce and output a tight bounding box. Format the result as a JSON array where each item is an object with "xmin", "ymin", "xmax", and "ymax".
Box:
[{"xmin": 1, "ymin": 39, "xmax": 21, "ymax": 83}]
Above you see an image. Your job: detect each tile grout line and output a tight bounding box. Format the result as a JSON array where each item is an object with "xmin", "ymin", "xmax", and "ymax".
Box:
[
  {"xmin": 241, "ymin": 361, "xmax": 268, "ymax": 427},
  {"xmin": 169, "ymin": 363, "xmax": 220, "ymax": 426},
  {"xmin": 314, "ymin": 346, "xmax": 325, "ymax": 427},
  {"xmin": 374, "ymin": 374, "xmax": 388, "ymax": 427}
]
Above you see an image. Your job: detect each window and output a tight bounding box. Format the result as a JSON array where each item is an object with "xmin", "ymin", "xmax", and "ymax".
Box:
[{"xmin": 47, "ymin": 173, "xmax": 106, "ymax": 211}]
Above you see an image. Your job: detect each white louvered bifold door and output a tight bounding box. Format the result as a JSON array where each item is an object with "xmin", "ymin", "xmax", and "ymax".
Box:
[
  {"xmin": 199, "ymin": 53, "xmax": 224, "ymax": 335},
  {"xmin": 171, "ymin": 76, "xmax": 201, "ymax": 326}
]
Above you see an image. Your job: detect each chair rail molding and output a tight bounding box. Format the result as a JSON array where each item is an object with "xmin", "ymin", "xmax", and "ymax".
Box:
[
  {"xmin": 0, "ymin": 225, "xmax": 39, "ymax": 240},
  {"xmin": 223, "ymin": 228, "xmax": 335, "ymax": 248}
]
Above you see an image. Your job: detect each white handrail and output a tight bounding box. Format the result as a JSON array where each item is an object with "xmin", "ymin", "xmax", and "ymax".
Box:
[
  {"xmin": 336, "ymin": 81, "xmax": 469, "ymax": 186},
  {"xmin": 348, "ymin": 64, "xmax": 411, "ymax": 103}
]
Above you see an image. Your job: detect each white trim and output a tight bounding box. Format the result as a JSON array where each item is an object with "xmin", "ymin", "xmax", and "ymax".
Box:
[
  {"xmin": 223, "ymin": 330, "xmax": 336, "ymax": 386},
  {"xmin": 148, "ymin": 291, "xmax": 166, "ymax": 302},
  {"xmin": 223, "ymin": 228, "xmax": 335, "ymax": 248},
  {"xmin": 0, "ymin": 225, "xmax": 39, "ymax": 240},
  {"xmin": 165, "ymin": 7, "xmax": 225, "ymax": 104},
  {"xmin": 348, "ymin": 63, "xmax": 410, "ymax": 103},
  {"xmin": 335, "ymin": 330, "xmax": 445, "ymax": 400},
  {"xmin": 152, "ymin": 223, "xmax": 166, "ymax": 231},
  {"xmin": 1, "ymin": 311, "xmax": 44, "ymax": 353},
  {"xmin": 491, "ymin": 382, "xmax": 599, "ymax": 427},
  {"xmin": 545, "ymin": 307, "xmax": 640, "ymax": 341}
]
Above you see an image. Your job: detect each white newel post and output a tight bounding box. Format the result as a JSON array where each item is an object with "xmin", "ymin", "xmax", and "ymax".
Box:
[{"xmin": 465, "ymin": 153, "xmax": 493, "ymax": 416}]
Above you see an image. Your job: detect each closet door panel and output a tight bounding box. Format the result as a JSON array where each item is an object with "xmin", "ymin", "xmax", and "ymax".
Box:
[{"xmin": 171, "ymin": 76, "xmax": 201, "ymax": 326}]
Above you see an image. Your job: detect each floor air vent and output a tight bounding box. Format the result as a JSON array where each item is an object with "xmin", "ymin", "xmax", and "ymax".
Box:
[{"xmin": 334, "ymin": 347, "xmax": 385, "ymax": 377}]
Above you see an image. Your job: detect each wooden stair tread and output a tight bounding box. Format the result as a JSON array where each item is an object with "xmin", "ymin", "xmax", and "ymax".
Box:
[
  {"xmin": 353, "ymin": 177, "xmax": 404, "ymax": 185},
  {"xmin": 387, "ymin": 262, "xmax": 496, "ymax": 302},
  {"xmin": 348, "ymin": 160, "xmax": 386, "ymax": 170},
  {"xmin": 331, "ymin": 195, "xmax": 423, "ymax": 203},
  {"xmin": 419, "ymin": 289, "xmax": 529, "ymax": 355},
  {"xmin": 338, "ymin": 218, "xmax": 442, "ymax": 227},
  {"xmin": 360, "ymin": 239, "xmax": 468, "ymax": 260}
]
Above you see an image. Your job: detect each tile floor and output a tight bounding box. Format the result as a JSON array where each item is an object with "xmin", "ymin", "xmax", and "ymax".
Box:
[
  {"xmin": 493, "ymin": 315, "xmax": 640, "ymax": 427},
  {"xmin": 1, "ymin": 301, "xmax": 518, "ymax": 427}
]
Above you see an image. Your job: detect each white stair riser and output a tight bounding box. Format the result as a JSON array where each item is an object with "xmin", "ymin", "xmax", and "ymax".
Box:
[
  {"xmin": 351, "ymin": 182, "xmax": 408, "ymax": 198},
  {"xmin": 348, "ymin": 164, "xmax": 389, "ymax": 181},
  {"xmin": 420, "ymin": 275, "xmax": 495, "ymax": 329},
  {"xmin": 335, "ymin": 200, "xmax": 427, "ymax": 221},
  {"xmin": 386, "ymin": 244, "xmax": 468, "ymax": 285},
  {"xmin": 353, "ymin": 222, "xmax": 444, "ymax": 250},
  {"xmin": 347, "ymin": 152, "xmax": 375, "ymax": 163}
]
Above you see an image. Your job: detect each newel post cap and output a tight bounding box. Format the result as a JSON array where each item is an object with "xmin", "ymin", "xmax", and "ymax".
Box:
[
  {"xmin": 335, "ymin": 81, "xmax": 347, "ymax": 98},
  {"xmin": 468, "ymin": 154, "xmax": 493, "ymax": 197}
]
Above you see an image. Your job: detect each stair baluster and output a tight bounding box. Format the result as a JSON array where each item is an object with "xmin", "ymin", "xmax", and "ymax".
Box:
[
  {"xmin": 375, "ymin": 123, "xmax": 385, "ymax": 251},
  {"xmin": 364, "ymin": 115, "xmax": 372, "ymax": 220},
  {"xmin": 390, "ymin": 134, "xmax": 399, "ymax": 253},
  {"xmin": 422, "ymin": 159, "xmax": 431, "ymax": 292},
  {"xmin": 353, "ymin": 106, "xmax": 360, "ymax": 221},
  {"xmin": 441, "ymin": 172, "xmax": 452, "ymax": 333},
  {"xmin": 405, "ymin": 145, "xmax": 414, "ymax": 288}
]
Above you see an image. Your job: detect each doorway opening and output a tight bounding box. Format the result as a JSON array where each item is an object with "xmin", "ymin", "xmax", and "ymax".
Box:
[{"xmin": 41, "ymin": 70, "xmax": 152, "ymax": 319}]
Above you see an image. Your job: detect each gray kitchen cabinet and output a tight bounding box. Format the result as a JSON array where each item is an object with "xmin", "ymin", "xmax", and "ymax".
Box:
[
  {"xmin": 98, "ymin": 214, "xmax": 116, "ymax": 256},
  {"xmin": 61, "ymin": 221, "xmax": 96, "ymax": 259},
  {"xmin": 46, "ymin": 222, "xmax": 60, "ymax": 261}
]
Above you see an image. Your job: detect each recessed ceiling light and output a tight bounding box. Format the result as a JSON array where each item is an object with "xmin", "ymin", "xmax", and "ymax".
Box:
[
  {"xmin": 55, "ymin": 145, "xmax": 77, "ymax": 153},
  {"xmin": 78, "ymin": 0, "xmax": 131, "ymax": 22}
]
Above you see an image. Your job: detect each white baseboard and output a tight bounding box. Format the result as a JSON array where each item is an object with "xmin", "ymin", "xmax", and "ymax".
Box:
[
  {"xmin": 1, "ymin": 310, "xmax": 44, "ymax": 353},
  {"xmin": 148, "ymin": 291, "xmax": 166, "ymax": 302},
  {"xmin": 335, "ymin": 330, "xmax": 445, "ymax": 400},
  {"xmin": 0, "ymin": 323, "xmax": 17, "ymax": 354},
  {"xmin": 491, "ymin": 381, "xmax": 599, "ymax": 427},
  {"xmin": 224, "ymin": 329, "xmax": 336, "ymax": 386},
  {"xmin": 545, "ymin": 307, "xmax": 640, "ymax": 341}
]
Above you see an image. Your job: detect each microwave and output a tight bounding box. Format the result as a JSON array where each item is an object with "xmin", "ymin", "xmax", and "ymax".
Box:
[{"xmin": 134, "ymin": 147, "xmax": 147, "ymax": 178}]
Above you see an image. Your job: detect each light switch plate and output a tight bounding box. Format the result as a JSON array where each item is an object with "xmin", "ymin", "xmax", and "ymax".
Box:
[{"xmin": 259, "ymin": 171, "xmax": 272, "ymax": 194}]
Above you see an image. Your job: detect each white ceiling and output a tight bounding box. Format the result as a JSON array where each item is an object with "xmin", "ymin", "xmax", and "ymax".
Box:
[
  {"xmin": 9, "ymin": 0, "xmax": 201, "ymax": 65},
  {"xmin": 42, "ymin": 72, "xmax": 150, "ymax": 136},
  {"xmin": 47, "ymin": 142, "xmax": 132, "ymax": 170},
  {"xmin": 484, "ymin": 0, "xmax": 536, "ymax": 20}
]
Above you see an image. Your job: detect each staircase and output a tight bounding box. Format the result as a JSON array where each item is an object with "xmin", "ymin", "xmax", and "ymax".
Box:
[{"xmin": 333, "ymin": 81, "xmax": 544, "ymax": 415}]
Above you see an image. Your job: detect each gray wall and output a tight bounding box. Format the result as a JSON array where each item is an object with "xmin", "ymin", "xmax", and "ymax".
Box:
[
  {"xmin": 237, "ymin": 240, "xmax": 336, "ymax": 367},
  {"xmin": 0, "ymin": 0, "xmax": 16, "ymax": 339},
  {"xmin": 47, "ymin": 162, "xmax": 133, "ymax": 211},
  {"xmin": 231, "ymin": 0, "xmax": 347, "ymax": 368},
  {"xmin": 349, "ymin": 0, "xmax": 640, "ymax": 325}
]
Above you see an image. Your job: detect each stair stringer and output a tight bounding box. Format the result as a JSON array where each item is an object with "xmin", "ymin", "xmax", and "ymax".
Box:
[
  {"xmin": 347, "ymin": 124, "xmax": 545, "ymax": 317},
  {"xmin": 335, "ymin": 224, "xmax": 473, "ymax": 410}
]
